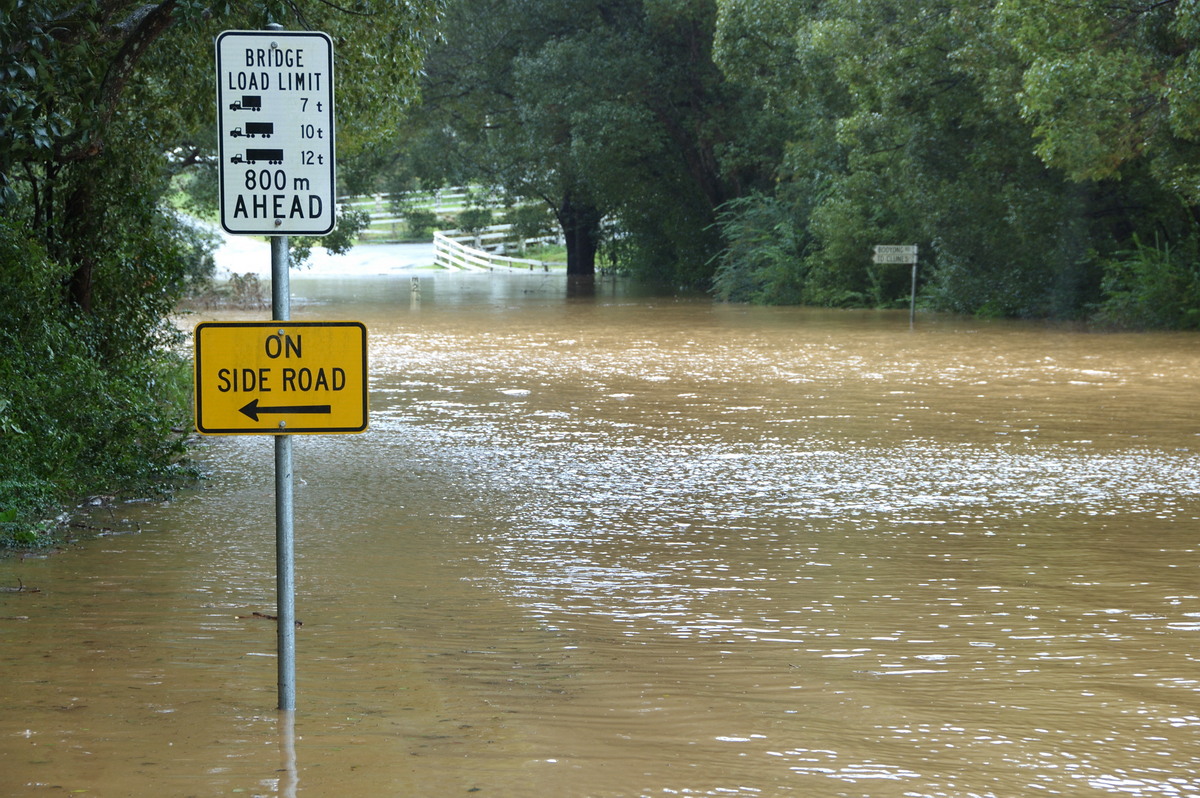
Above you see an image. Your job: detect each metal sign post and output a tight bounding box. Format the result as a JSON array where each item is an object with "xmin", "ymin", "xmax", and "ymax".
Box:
[
  {"xmin": 873, "ymin": 245, "xmax": 919, "ymax": 328},
  {"xmin": 272, "ymin": 235, "xmax": 296, "ymax": 712},
  {"xmin": 201, "ymin": 25, "xmax": 361, "ymax": 714},
  {"xmin": 192, "ymin": 314, "xmax": 369, "ymax": 711}
]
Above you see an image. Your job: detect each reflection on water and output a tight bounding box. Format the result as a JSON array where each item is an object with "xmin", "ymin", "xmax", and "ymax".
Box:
[{"xmin": 3, "ymin": 272, "xmax": 1200, "ymax": 797}]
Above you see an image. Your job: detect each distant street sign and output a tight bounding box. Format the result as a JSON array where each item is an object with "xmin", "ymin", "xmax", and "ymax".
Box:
[
  {"xmin": 194, "ymin": 321, "xmax": 368, "ymax": 435},
  {"xmin": 873, "ymin": 245, "xmax": 918, "ymax": 264},
  {"xmin": 216, "ymin": 30, "xmax": 336, "ymax": 236}
]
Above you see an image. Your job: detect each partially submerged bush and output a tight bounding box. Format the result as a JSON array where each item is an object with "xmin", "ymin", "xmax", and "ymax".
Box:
[
  {"xmin": 1096, "ymin": 236, "xmax": 1200, "ymax": 329},
  {"xmin": 0, "ymin": 220, "xmax": 193, "ymax": 550}
]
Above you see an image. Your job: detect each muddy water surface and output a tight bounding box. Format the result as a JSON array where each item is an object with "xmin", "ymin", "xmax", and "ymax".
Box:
[{"xmin": 3, "ymin": 273, "xmax": 1200, "ymax": 797}]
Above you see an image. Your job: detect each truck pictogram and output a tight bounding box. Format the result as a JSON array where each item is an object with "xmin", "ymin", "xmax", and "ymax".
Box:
[
  {"xmin": 230, "ymin": 122, "xmax": 274, "ymax": 138},
  {"xmin": 229, "ymin": 95, "xmax": 262, "ymax": 111},
  {"xmin": 242, "ymin": 149, "xmax": 284, "ymax": 165}
]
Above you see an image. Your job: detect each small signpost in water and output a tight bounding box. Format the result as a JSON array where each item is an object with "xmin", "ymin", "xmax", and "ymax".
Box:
[
  {"xmin": 197, "ymin": 25, "xmax": 365, "ymax": 713},
  {"xmin": 874, "ymin": 245, "xmax": 919, "ymax": 328}
]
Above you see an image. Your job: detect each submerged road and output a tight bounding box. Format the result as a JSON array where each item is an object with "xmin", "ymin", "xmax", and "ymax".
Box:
[
  {"xmin": 5, "ymin": 282, "xmax": 1200, "ymax": 796},
  {"xmin": 212, "ymin": 231, "xmax": 437, "ymax": 279}
]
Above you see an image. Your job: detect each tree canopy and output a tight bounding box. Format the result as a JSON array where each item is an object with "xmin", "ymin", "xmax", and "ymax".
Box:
[
  {"xmin": 382, "ymin": 0, "xmax": 1200, "ymax": 324},
  {"xmin": 400, "ymin": 0, "xmax": 765, "ymax": 281},
  {"xmin": 708, "ymin": 0, "xmax": 1200, "ymax": 323}
]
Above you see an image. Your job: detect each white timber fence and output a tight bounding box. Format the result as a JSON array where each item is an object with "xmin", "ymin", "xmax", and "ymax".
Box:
[
  {"xmin": 433, "ymin": 225, "xmax": 561, "ymax": 272},
  {"xmin": 338, "ymin": 187, "xmax": 564, "ymax": 271},
  {"xmin": 338, "ymin": 187, "xmax": 478, "ymax": 217}
]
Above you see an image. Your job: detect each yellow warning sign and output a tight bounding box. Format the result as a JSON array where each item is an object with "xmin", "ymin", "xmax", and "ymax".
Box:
[{"xmin": 194, "ymin": 321, "xmax": 368, "ymax": 435}]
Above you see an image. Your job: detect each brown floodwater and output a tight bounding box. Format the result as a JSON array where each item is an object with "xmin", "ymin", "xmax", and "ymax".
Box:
[{"xmin": 3, "ymin": 272, "xmax": 1200, "ymax": 797}]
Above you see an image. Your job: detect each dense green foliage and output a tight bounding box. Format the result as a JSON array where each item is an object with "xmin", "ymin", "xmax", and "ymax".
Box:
[
  {"xmin": 0, "ymin": 219, "xmax": 194, "ymax": 546},
  {"xmin": 0, "ymin": 0, "xmax": 440, "ymax": 545},
  {"xmin": 709, "ymin": 0, "xmax": 1200, "ymax": 323},
  {"xmin": 387, "ymin": 0, "xmax": 1200, "ymax": 323}
]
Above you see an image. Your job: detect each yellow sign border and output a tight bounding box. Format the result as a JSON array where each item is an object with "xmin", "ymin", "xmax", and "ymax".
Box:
[{"xmin": 194, "ymin": 320, "xmax": 368, "ymax": 435}]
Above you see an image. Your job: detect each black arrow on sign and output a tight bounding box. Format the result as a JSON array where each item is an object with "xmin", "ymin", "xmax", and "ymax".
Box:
[{"xmin": 239, "ymin": 398, "xmax": 332, "ymax": 422}]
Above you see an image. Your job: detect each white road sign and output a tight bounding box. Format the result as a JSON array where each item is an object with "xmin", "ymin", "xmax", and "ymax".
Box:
[
  {"xmin": 873, "ymin": 244, "xmax": 918, "ymax": 264},
  {"xmin": 216, "ymin": 30, "xmax": 335, "ymax": 236}
]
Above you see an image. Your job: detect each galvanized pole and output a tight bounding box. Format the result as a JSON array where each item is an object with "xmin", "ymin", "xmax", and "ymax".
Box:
[
  {"xmin": 271, "ymin": 233, "xmax": 297, "ymax": 712},
  {"xmin": 261, "ymin": 18, "xmax": 297, "ymax": 716},
  {"xmin": 910, "ymin": 259, "xmax": 918, "ymax": 329}
]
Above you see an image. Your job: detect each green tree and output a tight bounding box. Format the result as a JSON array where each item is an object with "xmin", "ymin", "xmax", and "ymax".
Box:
[
  {"xmin": 410, "ymin": 0, "xmax": 754, "ymax": 283},
  {"xmin": 998, "ymin": 0, "xmax": 1200, "ymax": 193},
  {"xmin": 2, "ymin": 0, "xmax": 440, "ymax": 302},
  {"xmin": 712, "ymin": 0, "xmax": 1194, "ymax": 319},
  {"xmin": 993, "ymin": 0, "xmax": 1200, "ymax": 325}
]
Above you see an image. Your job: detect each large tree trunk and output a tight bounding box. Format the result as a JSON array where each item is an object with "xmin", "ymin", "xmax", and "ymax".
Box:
[
  {"xmin": 63, "ymin": 178, "xmax": 98, "ymax": 312},
  {"xmin": 557, "ymin": 193, "xmax": 601, "ymax": 277},
  {"xmin": 55, "ymin": 0, "xmax": 179, "ymax": 313}
]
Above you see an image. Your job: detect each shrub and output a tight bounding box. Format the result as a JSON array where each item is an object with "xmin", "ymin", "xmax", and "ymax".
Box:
[
  {"xmin": 0, "ymin": 220, "xmax": 193, "ymax": 549},
  {"xmin": 712, "ymin": 192, "xmax": 810, "ymax": 304},
  {"xmin": 406, "ymin": 209, "xmax": 439, "ymax": 239},
  {"xmin": 1095, "ymin": 236, "xmax": 1200, "ymax": 329},
  {"xmin": 457, "ymin": 206, "xmax": 494, "ymax": 234},
  {"xmin": 507, "ymin": 204, "xmax": 555, "ymax": 242}
]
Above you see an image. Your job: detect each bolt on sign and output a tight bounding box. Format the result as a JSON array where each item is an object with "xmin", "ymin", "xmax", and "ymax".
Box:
[
  {"xmin": 194, "ymin": 321, "xmax": 368, "ymax": 435},
  {"xmin": 216, "ymin": 30, "xmax": 335, "ymax": 235}
]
